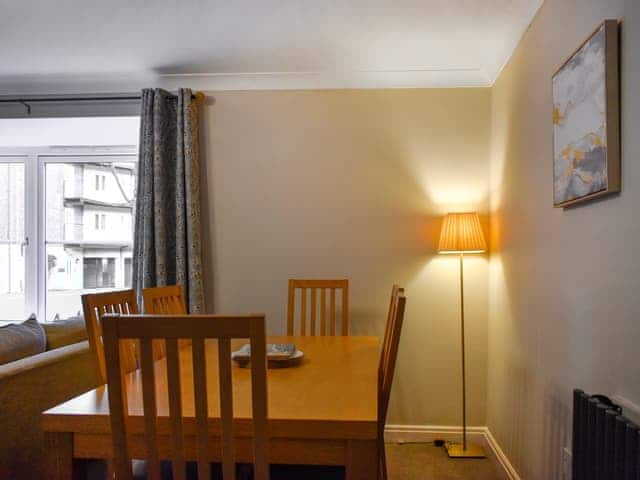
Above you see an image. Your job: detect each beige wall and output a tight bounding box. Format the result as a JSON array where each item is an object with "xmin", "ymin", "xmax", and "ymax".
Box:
[
  {"xmin": 199, "ymin": 89, "xmax": 491, "ymax": 426},
  {"xmin": 488, "ymin": 0, "xmax": 640, "ymax": 478}
]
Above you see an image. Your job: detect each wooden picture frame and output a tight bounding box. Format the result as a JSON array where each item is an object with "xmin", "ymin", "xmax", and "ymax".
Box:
[{"xmin": 552, "ymin": 19, "xmax": 620, "ymax": 208}]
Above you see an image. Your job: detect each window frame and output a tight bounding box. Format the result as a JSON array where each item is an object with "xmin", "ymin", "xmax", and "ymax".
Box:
[
  {"xmin": 0, "ymin": 145, "xmax": 137, "ymax": 321},
  {"xmin": 0, "ymin": 155, "xmax": 34, "ymax": 318}
]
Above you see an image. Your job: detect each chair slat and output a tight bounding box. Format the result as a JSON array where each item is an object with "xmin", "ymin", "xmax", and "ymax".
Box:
[
  {"xmin": 192, "ymin": 337, "xmax": 211, "ymax": 480},
  {"xmin": 101, "ymin": 316, "xmax": 133, "ymax": 480},
  {"xmin": 342, "ymin": 283, "xmax": 350, "ymax": 336},
  {"xmin": 218, "ymin": 338, "xmax": 235, "ymax": 480},
  {"xmin": 287, "ymin": 280, "xmax": 349, "ymax": 336},
  {"xmin": 166, "ymin": 338, "xmax": 186, "ymax": 480},
  {"xmin": 320, "ymin": 289, "xmax": 327, "ymax": 336},
  {"xmin": 140, "ymin": 338, "xmax": 161, "ymax": 480},
  {"xmin": 310, "ymin": 289, "xmax": 317, "ymax": 336},
  {"xmin": 300, "ymin": 288, "xmax": 307, "ymax": 336},
  {"xmin": 250, "ymin": 320, "xmax": 269, "ymax": 480},
  {"xmin": 286, "ymin": 280, "xmax": 295, "ymax": 336},
  {"xmin": 330, "ymin": 288, "xmax": 336, "ymax": 336}
]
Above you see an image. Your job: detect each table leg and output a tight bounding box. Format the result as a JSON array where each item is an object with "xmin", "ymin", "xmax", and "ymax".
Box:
[
  {"xmin": 45, "ymin": 432, "xmax": 85, "ymax": 480},
  {"xmin": 346, "ymin": 439, "xmax": 378, "ymax": 480}
]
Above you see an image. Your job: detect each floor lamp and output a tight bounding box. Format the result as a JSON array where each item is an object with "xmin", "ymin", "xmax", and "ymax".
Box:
[{"xmin": 438, "ymin": 212, "xmax": 487, "ymax": 458}]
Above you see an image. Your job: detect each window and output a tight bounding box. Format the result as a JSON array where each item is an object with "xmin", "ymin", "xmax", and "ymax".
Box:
[
  {"xmin": 0, "ymin": 116, "xmax": 139, "ymax": 321},
  {"xmin": 94, "ymin": 213, "xmax": 107, "ymax": 230},
  {"xmin": 83, "ymin": 258, "xmax": 115, "ymax": 289},
  {"xmin": 46, "ymin": 159, "xmax": 136, "ymax": 319},
  {"xmin": 124, "ymin": 258, "xmax": 132, "ymax": 288},
  {"xmin": 0, "ymin": 161, "xmax": 27, "ymax": 320},
  {"xmin": 95, "ymin": 174, "xmax": 106, "ymax": 191}
]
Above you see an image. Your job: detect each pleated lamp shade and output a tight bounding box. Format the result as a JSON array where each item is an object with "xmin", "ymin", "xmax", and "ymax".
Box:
[{"xmin": 438, "ymin": 212, "xmax": 487, "ymax": 254}]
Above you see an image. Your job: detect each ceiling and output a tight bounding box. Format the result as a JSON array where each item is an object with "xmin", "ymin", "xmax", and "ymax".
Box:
[{"xmin": 0, "ymin": 0, "xmax": 543, "ymax": 94}]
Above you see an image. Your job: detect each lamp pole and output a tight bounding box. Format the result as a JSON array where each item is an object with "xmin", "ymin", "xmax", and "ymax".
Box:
[
  {"xmin": 447, "ymin": 251, "xmax": 484, "ymax": 457},
  {"xmin": 459, "ymin": 253, "xmax": 467, "ymax": 451}
]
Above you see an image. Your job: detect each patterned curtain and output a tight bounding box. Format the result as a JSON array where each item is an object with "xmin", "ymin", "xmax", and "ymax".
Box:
[{"xmin": 132, "ymin": 88, "xmax": 205, "ymax": 313}]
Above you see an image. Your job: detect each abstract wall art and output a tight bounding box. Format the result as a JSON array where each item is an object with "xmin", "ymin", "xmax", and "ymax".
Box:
[{"xmin": 552, "ymin": 20, "xmax": 620, "ymax": 207}]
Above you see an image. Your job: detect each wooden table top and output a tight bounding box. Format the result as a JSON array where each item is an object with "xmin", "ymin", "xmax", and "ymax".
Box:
[{"xmin": 43, "ymin": 336, "xmax": 379, "ymax": 440}]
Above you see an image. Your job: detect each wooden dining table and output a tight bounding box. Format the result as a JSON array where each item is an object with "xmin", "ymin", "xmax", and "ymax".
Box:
[{"xmin": 43, "ymin": 335, "xmax": 379, "ymax": 479}]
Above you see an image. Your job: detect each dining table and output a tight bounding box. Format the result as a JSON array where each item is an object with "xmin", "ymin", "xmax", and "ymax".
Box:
[{"xmin": 42, "ymin": 335, "xmax": 379, "ymax": 479}]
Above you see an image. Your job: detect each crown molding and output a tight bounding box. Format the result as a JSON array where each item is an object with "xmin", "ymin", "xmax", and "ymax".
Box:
[
  {"xmin": 158, "ymin": 68, "xmax": 491, "ymax": 90},
  {"xmin": 0, "ymin": 68, "xmax": 492, "ymax": 96}
]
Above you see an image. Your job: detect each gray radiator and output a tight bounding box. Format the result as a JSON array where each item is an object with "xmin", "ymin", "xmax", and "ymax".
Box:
[{"xmin": 573, "ymin": 389, "xmax": 640, "ymax": 479}]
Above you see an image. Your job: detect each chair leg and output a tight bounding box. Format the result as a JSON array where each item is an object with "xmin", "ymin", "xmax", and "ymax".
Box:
[{"xmin": 379, "ymin": 442, "xmax": 387, "ymax": 480}]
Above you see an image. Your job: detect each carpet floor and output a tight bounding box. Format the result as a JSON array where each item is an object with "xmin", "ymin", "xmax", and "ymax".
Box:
[{"xmin": 386, "ymin": 443, "xmax": 501, "ymax": 480}]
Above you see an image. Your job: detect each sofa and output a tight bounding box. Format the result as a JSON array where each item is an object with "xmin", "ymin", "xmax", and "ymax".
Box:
[{"xmin": 0, "ymin": 319, "xmax": 101, "ymax": 479}]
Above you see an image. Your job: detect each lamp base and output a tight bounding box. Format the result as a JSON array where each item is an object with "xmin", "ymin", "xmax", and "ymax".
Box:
[{"xmin": 445, "ymin": 442, "xmax": 486, "ymax": 458}]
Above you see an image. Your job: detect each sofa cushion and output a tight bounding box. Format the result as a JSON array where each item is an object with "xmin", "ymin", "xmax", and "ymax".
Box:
[
  {"xmin": 42, "ymin": 315, "xmax": 87, "ymax": 350},
  {"xmin": 0, "ymin": 316, "xmax": 47, "ymax": 365}
]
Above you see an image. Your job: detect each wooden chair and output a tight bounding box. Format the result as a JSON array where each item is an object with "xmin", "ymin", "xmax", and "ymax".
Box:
[
  {"xmin": 102, "ymin": 313, "xmax": 269, "ymax": 480},
  {"xmin": 81, "ymin": 289, "xmax": 140, "ymax": 384},
  {"xmin": 377, "ymin": 286, "xmax": 406, "ymax": 480},
  {"xmin": 143, "ymin": 285, "xmax": 187, "ymax": 315},
  {"xmin": 286, "ymin": 279, "xmax": 349, "ymax": 336}
]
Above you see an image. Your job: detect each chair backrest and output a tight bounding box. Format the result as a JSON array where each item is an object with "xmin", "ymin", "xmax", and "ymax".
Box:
[
  {"xmin": 380, "ymin": 285, "xmax": 401, "ymax": 384},
  {"xmin": 378, "ymin": 286, "xmax": 406, "ymax": 429},
  {"xmin": 102, "ymin": 313, "xmax": 269, "ymax": 480},
  {"xmin": 142, "ymin": 285, "xmax": 188, "ymax": 357},
  {"xmin": 81, "ymin": 289, "xmax": 139, "ymax": 383},
  {"xmin": 286, "ymin": 279, "xmax": 349, "ymax": 336},
  {"xmin": 143, "ymin": 285, "xmax": 187, "ymax": 314}
]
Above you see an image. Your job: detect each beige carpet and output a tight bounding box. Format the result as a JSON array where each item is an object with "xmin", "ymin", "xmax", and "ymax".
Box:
[{"xmin": 386, "ymin": 443, "xmax": 501, "ymax": 480}]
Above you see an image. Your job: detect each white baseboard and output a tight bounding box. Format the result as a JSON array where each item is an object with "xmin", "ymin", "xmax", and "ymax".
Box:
[
  {"xmin": 384, "ymin": 424, "xmax": 522, "ymax": 480},
  {"xmin": 483, "ymin": 428, "xmax": 523, "ymax": 480}
]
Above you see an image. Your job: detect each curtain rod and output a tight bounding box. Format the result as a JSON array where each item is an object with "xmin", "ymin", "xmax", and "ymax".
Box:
[
  {"xmin": 0, "ymin": 92, "xmax": 203, "ymax": 104},
  {"xmin": 0, "ymin": 92, "xmax": 205, "ymax": 114},
  {"xmin": 0, "ymin": 95, "xmax": 141, "ymax": 103}
]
